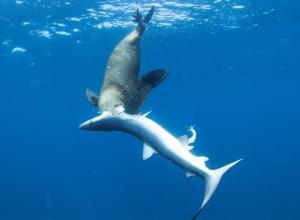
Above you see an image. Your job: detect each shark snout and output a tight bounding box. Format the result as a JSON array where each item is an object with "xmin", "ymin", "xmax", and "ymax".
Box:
[
  {"xmin": 79, "ymin": 119, "xmax": 92, "ymax": 130},
  {"xmin": 79, "ymin": 113, "xmax": 113, "ymax": 131}
]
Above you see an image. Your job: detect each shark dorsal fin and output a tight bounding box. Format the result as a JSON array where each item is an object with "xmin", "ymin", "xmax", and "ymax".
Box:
[{"xmin": 143, "ymin": 143, "xmax": 157, "ymax": 160}]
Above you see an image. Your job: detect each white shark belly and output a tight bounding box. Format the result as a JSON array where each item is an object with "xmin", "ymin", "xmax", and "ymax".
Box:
[{"xmin": 123, "ymin": 115, "xmax": 206, "ymax": 175}]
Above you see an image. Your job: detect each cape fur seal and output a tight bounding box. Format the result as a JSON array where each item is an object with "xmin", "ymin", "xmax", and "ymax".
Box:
[{"xmin": 86, "ymin": 7, "xmax": 168, "ymax": 114}]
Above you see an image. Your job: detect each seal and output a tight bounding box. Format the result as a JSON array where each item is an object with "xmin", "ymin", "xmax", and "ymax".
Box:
[{"xmin": 86, "ymin": 7, "xmax": 168, "ymax": 114}]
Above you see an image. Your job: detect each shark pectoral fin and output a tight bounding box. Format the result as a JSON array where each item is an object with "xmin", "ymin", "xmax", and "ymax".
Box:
[
  {"xmin": 141, "ymin": 69, "xmax": 168, "ymax": 88},
  {"xmin": 177, "ymin": 135, "xmax": 194, "ymax": 151},
  {"xmin": 142, "ymin": 111, "xmax": 152, "ymax": 117},
  {"xmin": 186, "ymin": 172, "xmax": 196, "ymax": 178},
  {"xmin": 85, "ymin": 88, "xmax": 99, "ymax": 107},
  {"xmin": 143, "ymin": 143, "xmax": 157, "ymax": 160}
]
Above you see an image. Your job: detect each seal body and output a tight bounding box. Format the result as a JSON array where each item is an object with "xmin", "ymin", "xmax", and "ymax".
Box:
[
  {"xmin": 86, "ymin": 7, "xmax": 167, "ymax": 114},
  {"xmin": 99, "ymin": 29, "xmax": 141, "ymax": 113}
]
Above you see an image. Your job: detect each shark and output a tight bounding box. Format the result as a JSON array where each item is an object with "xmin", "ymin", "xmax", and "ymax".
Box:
[{"xmin": 79, "ymin": 108, "xmax": 242, "ymax": 218}]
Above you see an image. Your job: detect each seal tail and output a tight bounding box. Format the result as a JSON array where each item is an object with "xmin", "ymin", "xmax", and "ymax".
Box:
[{"xmin": 133, "ymin": 6, "xmax": 155, "ymax": 34}]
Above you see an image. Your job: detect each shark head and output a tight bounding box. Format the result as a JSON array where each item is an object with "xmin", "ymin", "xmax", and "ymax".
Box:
[
  {"xmin": 79, "ymin": 112, "xmax": 113, "ymax": 131},
  {"xmin": 79, "ymin": 106, "xmax": 127, "ymax": 131}
]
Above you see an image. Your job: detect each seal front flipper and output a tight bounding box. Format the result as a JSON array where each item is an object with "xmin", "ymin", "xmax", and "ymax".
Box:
[
  {"xmin": 85, "ymin": 88, "xmax": 99, "ymax": 107},
  {"xmin": 141, "ymin": 69, "xmax": 168, "ymax": 88},
  {"xmin": 126, "ymin": 69, "xmax": 168, "ymax": 114}
]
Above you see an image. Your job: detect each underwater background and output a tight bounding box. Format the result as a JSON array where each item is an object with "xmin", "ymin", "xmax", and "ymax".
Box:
[{"xmin": 1, "ymin": 0, "xmax": 300, "ymax": 219}]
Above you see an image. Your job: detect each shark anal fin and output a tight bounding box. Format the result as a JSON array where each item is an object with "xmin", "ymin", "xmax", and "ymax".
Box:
[
  {"xmin": 143, "ymin": 143, "xmax": 157, "ymax": 160},
  {"xmin": 85, "ymin": 88, "xmax": 99, "ymax": 107},
  {"xmin": 141, "ymin": 69, "xmax": 168, "ymax": 88}
]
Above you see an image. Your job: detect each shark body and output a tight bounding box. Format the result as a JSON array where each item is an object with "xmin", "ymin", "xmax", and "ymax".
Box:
[{"xmin": 80, "ymin": 110, "xmax": 242, "ymax": 215}]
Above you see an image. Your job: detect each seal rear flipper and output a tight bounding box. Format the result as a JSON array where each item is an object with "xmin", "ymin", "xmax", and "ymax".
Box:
[
  {"xmin": 85, "ymin": 88, "xmax": 99, "ymax": 107},
  {"xmin": 141, "ymin": 69, "xmax": 168, "ymax": 88},
  {"xmin": 143, "ymin": 6, "xmax": 155, "ymax": 24},
  {"xmin": 133, "ymin": 6, "xmax": 155, "ymax": 34}
]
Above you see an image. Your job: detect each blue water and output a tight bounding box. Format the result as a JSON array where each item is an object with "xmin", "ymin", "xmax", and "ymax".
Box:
[{"xmin": 1, "ymin": 1, "xmax": 300, "ymax": 219}]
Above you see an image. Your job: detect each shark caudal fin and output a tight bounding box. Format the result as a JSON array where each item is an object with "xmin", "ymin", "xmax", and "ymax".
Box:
[
  {"xmin": 133, "ymin": 6, "xmax": 155, "ymax": 34},
  {"xmin": 202, "ymin": 158, "xmax": 242, "ymax": 209},
  {"xmin": 192, "ymin": 158, "xmax": 243, "ymax": 220}
]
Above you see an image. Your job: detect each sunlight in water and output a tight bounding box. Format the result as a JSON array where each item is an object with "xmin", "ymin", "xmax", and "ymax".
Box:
[{"xmin": 5, "ymin": 0, "xmax": 276, "ymax": 40}]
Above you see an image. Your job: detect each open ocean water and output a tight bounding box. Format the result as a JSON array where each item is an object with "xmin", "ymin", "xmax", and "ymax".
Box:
[{"xmin": 1, "ymin": 0, "xmax": 300, "ymax": 219}]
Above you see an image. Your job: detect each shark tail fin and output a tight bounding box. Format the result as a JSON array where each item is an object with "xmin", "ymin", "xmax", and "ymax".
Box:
[
  {"xmin": 133, "ymin": 6, "xmax": 155, "ymax": 34},
  {"xmin": 201, "ymin": 158, "xmax": 242, "ymax": 209},
  {"xmin": 192, "ymin": 158, "xmax": 243, "ymax": 219}
]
